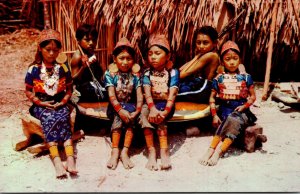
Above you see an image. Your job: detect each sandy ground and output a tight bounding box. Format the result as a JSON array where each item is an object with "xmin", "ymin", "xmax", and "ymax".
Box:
[{"xmin": 0, "ymin": 29, "xmax": 300, "ymax": 192}]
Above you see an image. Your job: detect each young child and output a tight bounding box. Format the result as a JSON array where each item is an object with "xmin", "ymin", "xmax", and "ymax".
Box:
[
  {"xmin": 25, "ymin": 29, "xmax": 77, "ymax": 178},
  {"xmin": 104, "ymin": 38, "xmax": 143, "ymax": 170},
  {"xmin": 71, "ymin": 23, "xmax": 105, "ymax": 102},
  {"xmin": 199, "ymin": 40, "xmax": 257, "ymax": 166},
  {"xmin": 140, "ymin": 34, "xmax": 179, "ymax": 170}
]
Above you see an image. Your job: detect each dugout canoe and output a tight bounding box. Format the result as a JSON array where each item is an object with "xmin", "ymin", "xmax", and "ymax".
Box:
[{"xmin": 77, "ymin": 101, "xmax": 211, "ymax": 122}]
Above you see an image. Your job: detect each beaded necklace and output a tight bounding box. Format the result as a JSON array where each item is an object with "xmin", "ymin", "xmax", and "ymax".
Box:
[{"xmin": 40, "ymin": 62, "xmax": 60, "ymax": 96}]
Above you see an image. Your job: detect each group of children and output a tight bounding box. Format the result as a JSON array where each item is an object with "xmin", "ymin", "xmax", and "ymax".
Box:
[{"xmin": 24, "ymin": 24, "xmax": 257, "ymax": 178}]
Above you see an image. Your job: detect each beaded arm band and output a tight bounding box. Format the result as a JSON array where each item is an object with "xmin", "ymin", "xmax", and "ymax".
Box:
[
  {"xmin": 209, "ymin": 102, "xmax": 217, "ymax": 117},
  {"xmin": 244, "ymin": 102, "xmax": 252, "ymax": 109},
  {"xmin": 113, "ymin": 103, "xmax": 122, "ymax": 112}
]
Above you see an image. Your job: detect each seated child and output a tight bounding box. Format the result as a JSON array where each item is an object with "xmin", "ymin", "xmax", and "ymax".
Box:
[
  {"xmin": 25, "ymin": 29, "xmax": 77, "ymax": 178},
  {"xmin": 139, "ymin": 34, "xmax": 179, "ymax": 170},
  {"xmin": 199, "ymin": 40, "xmax": 257, "ymax": 166},
  {"xmin": 71, "ymin": 24, "xmax": 105, "ymax": 102},
  {"xmin": 104, "ymin": 38, "xmax": 143, "ymax": 170}
]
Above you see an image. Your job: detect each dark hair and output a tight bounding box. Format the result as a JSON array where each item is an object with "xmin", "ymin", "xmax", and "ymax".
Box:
[
  {"xmin": 34, "ymin": 39, "xmax": 62, "ymax": 64},
  {"xmin": 148, "ymin": 44, "xmax": 170, "ymax": 54},
  {"xmin": 192, "ymin": 26, "xmax": 218, "ymax": 53},
  {"xmin": 113, "ymin": 46, "xmax": 136, "ymax": 58},
  {"xmin": 76, "ymin": 24, "xmax": 98, "ymax": 41}
]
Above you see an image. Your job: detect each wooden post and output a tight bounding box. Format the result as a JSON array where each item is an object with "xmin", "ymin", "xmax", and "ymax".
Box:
[
  {"xmin": 290, "ymin": 0, "xmax": 300, "ymax": 39},
  {"xmin": 262, "ymin": 0, "xmax": 279, "ymax": 101},
  {"xmin": 41, "ymin": 0, "xmax": 51, "ymax": 29}
]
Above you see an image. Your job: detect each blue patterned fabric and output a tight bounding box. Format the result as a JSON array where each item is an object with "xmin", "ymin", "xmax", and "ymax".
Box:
[{"xmin": 32, "ymin": 105, "xmax": 72, "ymax": 143}]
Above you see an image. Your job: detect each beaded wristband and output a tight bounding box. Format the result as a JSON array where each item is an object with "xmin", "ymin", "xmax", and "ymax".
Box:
[
  {"xmin": 165, "ymin": 106, "xmax": 171, "ymax": 113},
  {"xmin": 148, "ymin": 102, "xmax": 154, "ymax": 109},
  {"xmin": 109, "ymin": 96, "xmax": 117, "ymax": 101},
  {"xmin": 61, "ymin": 98, "xmax": 68, "ymax": 104},
  {"xmin": 113, "ymin": 103, "xmax": 122, "ymax": 112},
  {"xmin": 244, "ymin": 102, "xmax": 251, "ymax": 108},
  {"xmin": 136, "ymin": 107, "xmax": 142, "ymax": 112},
  {"xmin": 211, "ymin": 108, "xmax": 217, "ymax": 117}
]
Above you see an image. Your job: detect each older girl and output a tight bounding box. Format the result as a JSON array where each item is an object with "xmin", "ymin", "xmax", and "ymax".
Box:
[{"xmin": 25, "ymin": 29, "xmax": 76, "ymax": 178}]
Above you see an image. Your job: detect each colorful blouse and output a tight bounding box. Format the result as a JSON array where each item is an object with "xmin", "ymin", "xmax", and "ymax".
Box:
[
  {"xmin": 142, "ymin": 68, "xmax": 179, "ymax": 101},
  {"xmin": 25, "ymin": 63, "xmax": 72, "ymax": 98},
  {"xmin": 104, "ymin": 70, "xmax": 141, "ymax": 103},
  {"xmin": 212, "ymin": 73, "xmax": 254, "ymax": 100}
]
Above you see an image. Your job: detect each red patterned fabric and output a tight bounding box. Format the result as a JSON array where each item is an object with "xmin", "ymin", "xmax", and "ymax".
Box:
[
  {"xmin": 148, "ymin": 34, "xmax": 170, "ymax": 51},
  {"xmin": 38, "ymin": 29, "xmax": 62, "ymax": 45},
  {"xmin": 114, "ymin": 37, "xmax": 134, "ymax": 50},
  {"xmin": 220, "ymin": 40, "xmax": 240, "ymax": 56}
]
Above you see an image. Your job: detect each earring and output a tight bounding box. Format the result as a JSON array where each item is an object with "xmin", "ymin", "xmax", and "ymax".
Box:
[{"xmin": 56, "ymin": 52, "xmax": 67, "ymax": 64}]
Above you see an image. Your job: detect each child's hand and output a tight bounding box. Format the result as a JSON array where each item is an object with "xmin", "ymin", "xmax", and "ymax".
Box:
[
  {"xmin": 235, "ymin": 105, "xmax": 246, "ymax": 112},
  {"xmin": 81, "ymin": 55, "xmax": 89, "ymax": 67},
  {"xmin": 156, "ymin": 110, "xmax": 168, "ymax": 124},
  {"xmin": 53, "ymin": 102, "xmax": 64, "ymax": 110},
  {"xmin": 129, "ymin": 111, "xmax": 139, "ymax": 121},
  {"xmin": 212, "ymin": 115, "xmax": 221, "ymax": 128},
  {"xmin": 38, "ymin": 100, "xmax": 55, "ymax": 109},
  {"xmin": 118, "ymin": 109, "xmax": 131, "ymax": 124},
  {"xmin": 148, "ymin": 108, "xmax": 160, "ymax": 124},
  {"xmin": 88, "ymin": 54, "xmax": 97, "ymax": 64}
]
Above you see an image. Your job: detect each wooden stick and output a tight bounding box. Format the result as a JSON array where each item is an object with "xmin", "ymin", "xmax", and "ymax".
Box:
[{"xmin": 262, "ymin": 0, "xmax": 279, "ymax": 101}]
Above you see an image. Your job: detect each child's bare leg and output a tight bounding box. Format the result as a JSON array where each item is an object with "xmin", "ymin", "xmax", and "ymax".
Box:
[
  {"xmin": 208, "ymin": 138, "xmax": 233, "ymax": 166},
  {"xmin": 64, "ymin": 139, "xmax": 78, "ymax": 174},
  {"xmin": 48, "ymin": 143, "xmax": 67, "ymax": 178},
  {"xmin": 199, "ymin": 147, "xmax": 215, "ymax": 166},
  {"xmin": 144, "ymin": 128, "xmax": 158, "ymax": 171},
  {"xmin": 157, "ymin": 127, "xmax": 171, "ymax": 170},
  {"xmin": 120, "ymin": 128, "xmax": 134, "ymax": 169},
  {"xmin": 199, "ymin": 136, "xmax": 221, "ymax": 166},
  {"xmin": 107, "ymin": 129, "xmax": 121, "ymax": 170}
]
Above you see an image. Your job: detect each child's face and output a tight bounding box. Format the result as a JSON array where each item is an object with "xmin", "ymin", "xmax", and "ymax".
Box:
[
  {"xmin": 114, "ymin": 50, "xmax": 134, "ymax": 73},
  {"xmin": 222, "ymin": 50, "xmax": 240, "ymax": 73},
  {"xmin": 78, "ymin": 35, "xmax": 96, "ymax": 54},
  {"xmin": 40, "ymin": 40, "xmax": 60, "ymax": 64},
  {"xmin": 194, "ymin": 33, "xmax": 215, "ymax": 55},
  {"xmin": 148, "ymin": 46, "xmax": 169, "ymax": 71}
]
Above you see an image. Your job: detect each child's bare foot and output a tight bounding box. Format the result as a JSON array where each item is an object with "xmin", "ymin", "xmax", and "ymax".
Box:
[
  {"xmin": 53, "ymin": 157, "xmax": 67, "ymax": 178},
  {"xmin": 66, "ymin": 156, "xmax": 78, "ymax": 175},
  {"xmin": 208, "ymin": 147, "xmax": 222, "ymax": 166},
  {"xmin": 107, "ymin": 148, "xmax": 120, "ymax": 170},
  {"xmin": 145, "ymin": 147, "xmax": 158, "ymax": 171},
  {"xmin": 199, "ymin": 148, "xmax": 215, "ymax": 166},
  {"xmin": 120, "ymin": 147, "xmax": 134, "ymax": 169},
  {"xmin": 160, "ymin": 148, "xmax": 171, "ymax": 170}
]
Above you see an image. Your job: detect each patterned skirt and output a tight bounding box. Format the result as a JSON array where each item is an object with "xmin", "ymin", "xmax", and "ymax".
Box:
[
  {"xmin": 215, "ymin": 100, "xmax": 257, "ymax": 140},
  {"xmin": 31, "ymin": 105, "xmax": 72, "ymax": 143}
]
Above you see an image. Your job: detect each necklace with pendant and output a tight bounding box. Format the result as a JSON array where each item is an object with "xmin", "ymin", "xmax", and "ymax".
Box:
[{"xmin": 40, "ymin": 62, "xmax": 60, "ymax": 96}]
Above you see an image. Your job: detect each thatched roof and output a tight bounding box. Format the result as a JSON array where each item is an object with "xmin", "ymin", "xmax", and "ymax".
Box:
[{"xmin": 22, "ymin": 0, "xmax": 300, "ymax": 82}]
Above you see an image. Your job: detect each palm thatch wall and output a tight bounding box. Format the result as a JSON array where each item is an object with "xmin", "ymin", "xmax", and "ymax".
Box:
[{"xmin": 22, "ymin": 0, "xmax": 300, "ymax": 82}]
